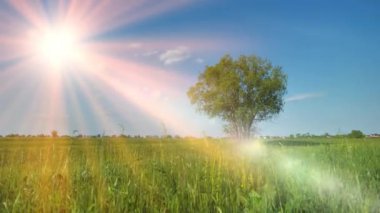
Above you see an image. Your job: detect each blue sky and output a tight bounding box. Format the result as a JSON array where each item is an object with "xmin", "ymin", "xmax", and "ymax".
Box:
[{"xmin": 0, "ymin": 0, "xmax": 379, "ymax": 136}]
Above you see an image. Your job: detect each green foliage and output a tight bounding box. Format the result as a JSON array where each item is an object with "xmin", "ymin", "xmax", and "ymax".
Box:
[
  {"xmin": 348, "ymin": 130, "xmax": 365, "ymax": 138},
  {"xmin": 188, "ymin": 54, "xmax": 287, "ymax": 138}
]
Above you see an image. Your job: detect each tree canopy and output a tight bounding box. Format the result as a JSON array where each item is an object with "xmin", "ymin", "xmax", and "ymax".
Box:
[{"xmin": 187, "ymin": 54, "xmax": 287, "ymax": 139}]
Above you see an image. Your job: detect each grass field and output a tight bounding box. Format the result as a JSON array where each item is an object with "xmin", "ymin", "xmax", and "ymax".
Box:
[{"xmin": 0, "ymin": 137, "xmax": 379, "ymax": 212}]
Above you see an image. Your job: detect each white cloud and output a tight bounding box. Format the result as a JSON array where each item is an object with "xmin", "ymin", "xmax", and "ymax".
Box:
[
  {"xmin": 159, "ymin": 46, "xmax": 191, "ymax": 65},
  {"xmin": 195, "ymin": 58, "xmax": 204, "ymax": 64},
  {"xmin": 142, "ymin": 50, "xmax": 159, "ymax": 57},
  {"xmin": 128, "ymin": 42, "xmax": 142, "ymax": 48},
  {"xmin": 285, "ymin": 93, "xmax": 324, "ymax": 102}
]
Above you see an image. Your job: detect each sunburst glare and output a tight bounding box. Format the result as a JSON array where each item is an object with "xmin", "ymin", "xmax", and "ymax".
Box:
[
  {"xmin": 31, "ymin": 25, "xmax": 83, "ymax": 69},
  {"xmin": 0, "ymin": 0, "xmax": 218, "ymax": 135}
]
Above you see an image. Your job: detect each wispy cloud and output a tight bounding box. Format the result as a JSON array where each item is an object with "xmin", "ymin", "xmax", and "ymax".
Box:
[
  {"xmin": 195, "ymin": 58, "xmax": 204, "ymax": 64},
  {"xmin": 285, "ymin": 93, "xmax": 325, "ymax": 102},
  {"xmin": 128, "ymin": 42, "xmax": 142, "ymax": 49},
  {"xmin": 159, "ymin": 46, "xmax": 191, "ymax": 65},
  {"xmin": 142, "ymin": 50, "xmax": 159, "ymax": 57}
]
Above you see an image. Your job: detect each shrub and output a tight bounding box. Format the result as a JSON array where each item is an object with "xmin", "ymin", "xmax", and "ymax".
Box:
[
  {"xmin": 51, "ymin": 130, "xmax": 59, "ymax": 138},
  {"xmin": 348, "ymin": 130, "xmax": 365, "ymax": 138}
]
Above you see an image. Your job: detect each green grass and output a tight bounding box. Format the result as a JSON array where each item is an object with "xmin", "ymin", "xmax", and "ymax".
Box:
[{"xmin": 0, "ymin": 137, "xmax": 379, "ymax": 212}]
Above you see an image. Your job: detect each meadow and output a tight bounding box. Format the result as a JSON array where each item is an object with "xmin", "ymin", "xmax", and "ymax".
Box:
[{"xmin": 0, "ymin": 137, "xmax": 379, "ymax": 212}]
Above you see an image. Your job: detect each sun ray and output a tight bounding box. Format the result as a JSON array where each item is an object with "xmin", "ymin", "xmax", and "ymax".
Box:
[
  {"xmin": 0, "ymin": 36, "xmax": 33, "ymax": 63},
  {"xmin": 60, "ymin": 74, "xmax": 90, "ymax": 135},
  {"xmin": 7, "ymin": 0, "xmax": 48, "ymax": 29},
  {"xmin": 80, "ymin": 0, "xmax": 192, "ymax": 36},
  {"xmin": 74, "ymin": 73, "xmax": 156, "ymax": 135},
  {"xmin": 67, "ymin": 70, "xmax": 118, "ymax": 135},
  {"xmin": 74, "ymin": 53, "xmax": 198, "ymax": 135}
]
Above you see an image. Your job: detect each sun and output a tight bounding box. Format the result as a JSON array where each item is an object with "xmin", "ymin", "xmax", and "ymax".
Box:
[{"xmin": 33, "ymin": 25, "xmax": 83, "ymax": 69}]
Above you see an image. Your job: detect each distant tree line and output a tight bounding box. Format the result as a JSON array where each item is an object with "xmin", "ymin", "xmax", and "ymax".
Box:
[
  {"xmin": 285, "ymin": 130, "xmax": 368, "ymax": 139},
  {"xmin": 0, "ymin": 132, "xmax": 205, "ymax": 140},
  {"xmin": 0, "ymin": 130, "xmax": 376, "ymax": 140}
]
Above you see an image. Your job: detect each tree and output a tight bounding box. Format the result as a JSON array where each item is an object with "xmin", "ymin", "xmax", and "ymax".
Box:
[
  {"xmin": 187, "ymin": 54, "xmax": 287, "ymax": 139},
  {"xmin": 51, "ymin": 130, "xmax": 58, "ymax": 138},
  {"xmin": 348, "ymin": 130, "xmax": 365, "ymax": 138}
]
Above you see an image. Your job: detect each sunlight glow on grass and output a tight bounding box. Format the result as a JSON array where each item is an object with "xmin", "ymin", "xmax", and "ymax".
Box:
[{"xmin": 237, "ymin": 139, "xmax": 267, "ymax": 158}]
